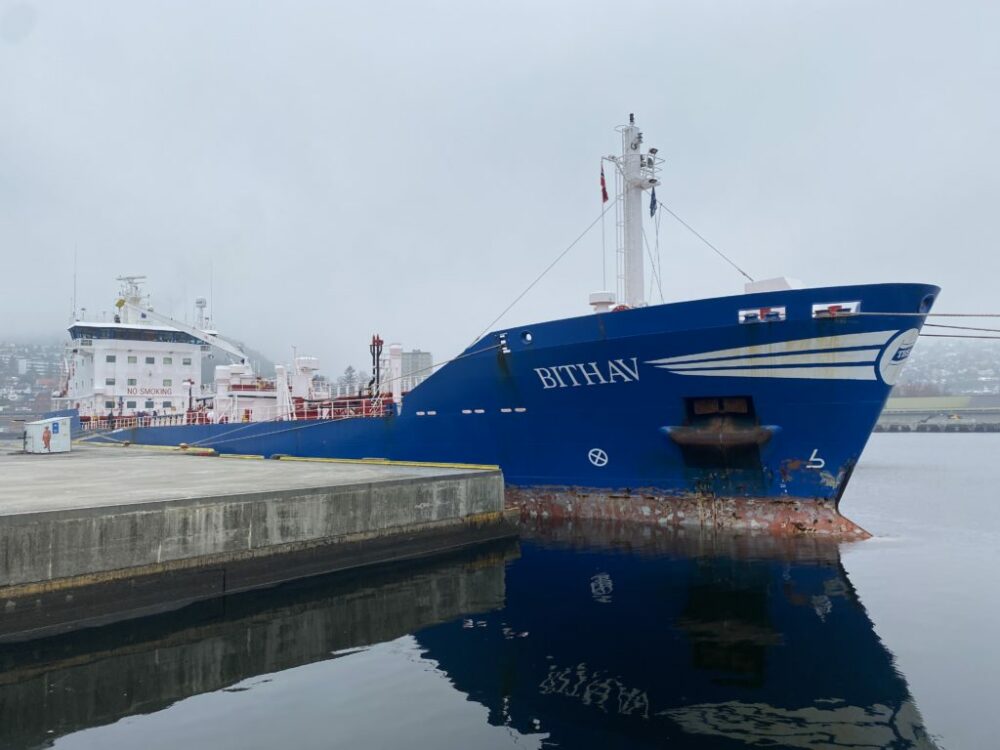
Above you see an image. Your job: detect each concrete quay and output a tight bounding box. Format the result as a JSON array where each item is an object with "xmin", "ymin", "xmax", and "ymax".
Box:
[{"xmin": 0, "ymin": 445, "xmax": 512, "ymax": 641}]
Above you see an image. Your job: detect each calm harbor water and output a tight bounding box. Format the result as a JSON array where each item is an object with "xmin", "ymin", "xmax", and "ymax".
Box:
[{"xmin": 1, "ymin": 434, "xmax": 995, "ymax": 750}]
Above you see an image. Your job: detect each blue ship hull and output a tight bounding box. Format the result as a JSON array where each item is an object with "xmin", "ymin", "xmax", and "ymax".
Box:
[{"xmin": 92, "ymin": 282, "xmax": 937, "ymax": 519}]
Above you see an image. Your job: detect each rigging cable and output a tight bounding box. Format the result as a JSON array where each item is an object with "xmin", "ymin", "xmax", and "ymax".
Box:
[
  {"xmin": 184, "ymin": 342, "xmax": 507, "ymax": 448},
  {"xmin": 89, "ymin": 343, "xmax": 505, "ymax": 449},
  {"xmin": 654, "ymin": 205, "xmax": 665, "ymax": 301},
  {"xmin": 641, "ymin": 228, "xmax": 665, "ymax": 303},
  {"xmin": 658, "ymin": 203, "xmax": 754, "ymax": 283},
  {"xmin": 472, "ymin": 195, "xmax": 621, "ymax": 344}
]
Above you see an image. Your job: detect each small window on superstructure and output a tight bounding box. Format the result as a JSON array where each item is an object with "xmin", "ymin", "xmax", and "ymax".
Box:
[
  {"xmin": 128, "ymin": 355, "xmax": 137, "ymax": 364},
  {"xmin": 127, "ymin": 378, "xmax": 137, "ymax": 386},
  {"xmin": 106, "ymin": 355, "xmax": 116, "ymax": 363},
  {"xmin": 145, "ymin": 356, "xmax": 155, "ymax": 365},
  {"xmin": 163, "ymin": 379, "xmax": 172, "ymax": 387},
  {"xmin": 182, "ymin": 357, "xmax": 192, "ymax": 366},
  {"xmin": 126, "ymin": 401, "xmax": 136, "ymax": 409},
  {"xmin": 105, "ymin": 378, "xmax": 115, "ymax": 386},
  {"xmin": 163, "ymin": 401, "xmax": 172, "ymax": 409},
  {"xmin": 105, "ymin": 401, "xmax": 114, "ymax": 409},
  {"xmin": 164, "ymin": 357, "xmax": 173, "ymax": 365},
  {"xmin": 145, "ymin": 400, "xmax": 154, "ymax": 408}
]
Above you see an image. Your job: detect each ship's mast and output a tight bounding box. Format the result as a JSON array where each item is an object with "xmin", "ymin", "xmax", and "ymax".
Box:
[
  {"xmin": 612, "ymin": 114, "xmax": 662, "ymax": 309},
  {"xmin": 115, "ymin": 275, "xmax": 148, "ymax": 324}
]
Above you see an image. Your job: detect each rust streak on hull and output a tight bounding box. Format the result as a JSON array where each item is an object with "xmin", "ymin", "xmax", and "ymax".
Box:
[{"xmin": 504, "ymin": 487, "xmax": 870, "ymax": 539}]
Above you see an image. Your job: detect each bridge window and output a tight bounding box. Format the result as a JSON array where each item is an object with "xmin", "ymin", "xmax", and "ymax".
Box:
[{"xmin": 69, "ymin": 325, "xmax": 207, "ymax": 346}]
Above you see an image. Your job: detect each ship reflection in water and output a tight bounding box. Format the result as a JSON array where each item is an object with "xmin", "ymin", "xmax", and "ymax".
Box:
[
  {"xmin": 0, "ymin": 525, "xmax": 935, "ymax": 750},
  {"xmin": 420, "ymin": 521, "xmax": 936, "ymax": 749}
]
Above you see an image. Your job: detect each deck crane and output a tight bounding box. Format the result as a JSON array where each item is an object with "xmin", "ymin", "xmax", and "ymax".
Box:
[{"xmin": 114, "ymin": 275, "xmax": 248, "ymax": 365}]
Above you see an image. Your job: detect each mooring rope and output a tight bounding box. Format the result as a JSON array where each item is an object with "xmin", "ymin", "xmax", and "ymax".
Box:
[
  {"xmin": 83, "ymin": 342, "xmax": 507, "ymax": 450},
  {"xmin": 920, "ymin": 333, "xmax": 1000, "ymax": 340},
  {"xmin": 857, "ymin": 311, "xmax": 1000, "ymax": 318},
  {"xmin": 924, "ymin": 323, "xmax": 1000, "ymax": 334},
  {"xmin": 853, "ymin": 311, "xmax": 1000, "ymax": 340},
  {"xmin": 182, "ymin": 342, "xmax": 504, "ymax": 448}
]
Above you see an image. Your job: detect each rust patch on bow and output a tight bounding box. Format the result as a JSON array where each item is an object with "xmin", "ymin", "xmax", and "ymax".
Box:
[{"xmin": 505, "ymin": 487, "xmax": 870, "ymax": 539}]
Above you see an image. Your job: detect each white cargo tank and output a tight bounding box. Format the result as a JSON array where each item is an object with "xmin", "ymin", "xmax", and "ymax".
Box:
[{"xmin": 24, "ymin": 417, "xmax": 72, "ymax": 454}]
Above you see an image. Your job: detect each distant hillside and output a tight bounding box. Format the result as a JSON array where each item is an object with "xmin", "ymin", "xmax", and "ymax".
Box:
[
  {"xmin": 895, "ymin": 337, "xmax": 1000, "ymax": 396},
  {"xmin": 200, "ymin": 336, "xmax": 276, "ymax": 381}
]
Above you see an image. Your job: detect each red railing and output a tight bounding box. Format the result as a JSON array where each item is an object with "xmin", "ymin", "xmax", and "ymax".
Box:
[
  {"xmin": 81, "ymin": 414, "xmax": 194, "ymax": 431},
  {"xmin": 79, "ymin": 397, "xmax": 391, "ymax": 431},
  {"xmin": 291, "ymin": 396, "xmax": 389, "ymax": 420}
]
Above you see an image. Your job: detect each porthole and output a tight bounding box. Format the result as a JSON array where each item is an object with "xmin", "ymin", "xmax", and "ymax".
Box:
[{"xmin": 521, "ymin": 331, "xmax": 533, "ymax": 344}]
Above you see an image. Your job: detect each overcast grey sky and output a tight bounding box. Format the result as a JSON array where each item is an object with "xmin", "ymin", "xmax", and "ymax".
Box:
[{"xmin": 2, "ymin": 0, "xmax": 998, "ymax": 373}]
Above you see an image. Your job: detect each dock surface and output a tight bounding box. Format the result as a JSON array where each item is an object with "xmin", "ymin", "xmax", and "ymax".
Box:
[
  {"xmin": 0, "ymin": 445, "xmax": 511, "ymax": 642},
  {"xmin": 0, "ymin": 446, "xmax": 495, "ymax": 515}
]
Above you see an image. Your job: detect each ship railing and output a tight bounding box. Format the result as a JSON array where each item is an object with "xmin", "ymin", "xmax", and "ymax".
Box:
[
  {"xmin": 228, "ymin": 383, "xmax": 278, "ymax": 392},
  {"xmin": 79, "ymin": 397, "xmax": 393, "ymax": 432},
  {"xmin": 285, "ymin": 396, "xmax": 390, "ymax": 421},
  {"xmin": 80, "ymin": 413, "xmax": 208, "ymax": 431},
  {"xmin": 240, "ymin": 398, "xmax": 391, "ymax": 423}
]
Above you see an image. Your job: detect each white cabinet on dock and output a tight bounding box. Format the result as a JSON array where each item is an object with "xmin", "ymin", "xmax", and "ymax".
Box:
[{"xmin": 24, "ymin": 417, "xmax": 71, "ymax": 454}]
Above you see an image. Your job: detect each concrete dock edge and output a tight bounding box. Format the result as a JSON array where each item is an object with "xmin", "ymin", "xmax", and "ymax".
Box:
[{"xmin": 0, "ymin": 449, "xmax": 515, "ymax": 641}]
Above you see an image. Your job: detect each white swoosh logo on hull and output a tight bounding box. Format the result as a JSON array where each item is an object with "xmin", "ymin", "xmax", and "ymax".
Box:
[{"xmin": 647, "ymin": 330, "xmax": 899, "ymax": 381}]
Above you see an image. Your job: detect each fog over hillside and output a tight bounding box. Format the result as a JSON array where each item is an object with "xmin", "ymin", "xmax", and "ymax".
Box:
[{"xmin": 895, "ymin": 338, "xmax": 1000, "ymax": 396}]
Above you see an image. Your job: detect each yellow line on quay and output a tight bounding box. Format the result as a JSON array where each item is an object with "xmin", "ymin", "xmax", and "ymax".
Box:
[
  {"xmin": 275, "ymin": 455, "xmax": 500, "ymax": 471},
  {"xmin": 76, "ymin": 440, "xmax": 218, "ymax": 456},
  {"xmin": 76, "ymin": 439, "xmax": 496, "ymax": 470}
]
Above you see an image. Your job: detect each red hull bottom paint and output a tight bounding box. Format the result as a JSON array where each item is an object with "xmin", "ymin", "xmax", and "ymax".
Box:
[{"xmin": 504, "ymin": 488, "xmax": 871, "ymax": 539}]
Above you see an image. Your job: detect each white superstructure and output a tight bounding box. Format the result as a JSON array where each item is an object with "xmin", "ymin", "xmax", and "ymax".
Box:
[
  {"xmin": 58, "ymin": 276, "xmax": 428, "ymax": 428},
  {"xmin": 54, "ymin": 277, "xmax": 210, "ymax": 419}
]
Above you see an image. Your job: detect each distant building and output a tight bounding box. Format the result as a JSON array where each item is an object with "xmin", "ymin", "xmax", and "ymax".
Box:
[
  {"xmin": 400, "ymin": 349, "xmax": 433, "ymax": 392},
  {"xmin": 13, "ymin": 356, "xmax": 60, "ymax": 378},
  {"xmin": 345, "ymin": 348, "xmax": 433, "ymax": 398}
]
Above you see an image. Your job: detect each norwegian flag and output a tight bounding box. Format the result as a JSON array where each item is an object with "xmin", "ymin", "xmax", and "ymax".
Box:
[{"xmin": 600, "ymin": 165, "xmax": 609, "ymax": 203}]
